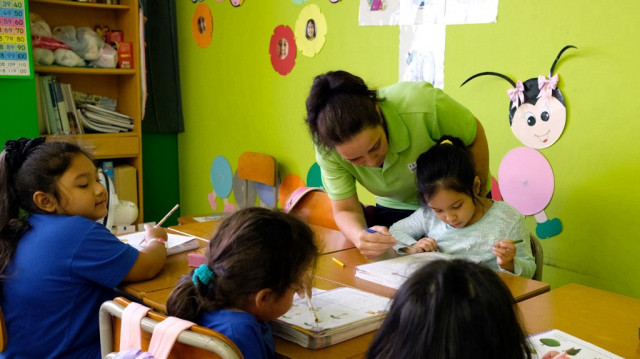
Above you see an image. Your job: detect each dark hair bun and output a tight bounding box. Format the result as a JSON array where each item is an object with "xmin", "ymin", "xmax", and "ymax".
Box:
[{"xmin": 3, "ymin": 137, "xmax": 45, "ymax": 174}]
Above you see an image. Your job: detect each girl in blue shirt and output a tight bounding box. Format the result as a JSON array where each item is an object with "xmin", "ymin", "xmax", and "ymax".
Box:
[
  {"xmin": 0, "ymin": 138, "xmax": 168, "ymax": 358},
  {"xmin": 389, "ymin": 136, "xmax": 536, "ymax": 278},
  {"xmin": 166, "ymin": 207, "xmax": 318, "ymax": 359}
]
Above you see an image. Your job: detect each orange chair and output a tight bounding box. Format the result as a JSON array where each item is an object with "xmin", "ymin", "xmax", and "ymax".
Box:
[
  {"xmin": 530, "ymin": 234, "xmax": 544, "ymax": 281},
  {"xmin": 284, "ymin": 187, "xmax": 338, "ymax": 230},
  {"xmin": 99, "ymin": 297, "xmax": 242, "ymax": 359},
  {"xmin": 0, "ymin": 305, "xmax": 6, "ymax": 352},
  {"xmin": 236, "ymin": 152, "xmax": 278, "ymax": 209}
]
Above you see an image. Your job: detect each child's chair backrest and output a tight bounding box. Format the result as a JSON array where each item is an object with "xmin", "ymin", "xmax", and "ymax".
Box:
[
  {"xmin": 530, "ymin": 234, "xmax": 544, "ymax": 281},
  {"xmin": 284, "ymin": 187, "xmax": 338, "ymax": 230},
  {"xmin": 0, "ymin": 305, "xmax": 7, "ymax": 352},
  {"xmin": 237, "ymin": 152, "xmax": 278, "ymax": 209},
  {"xmin": 99, "ymin": 297, "xmax": 243, "ymax": 359}
]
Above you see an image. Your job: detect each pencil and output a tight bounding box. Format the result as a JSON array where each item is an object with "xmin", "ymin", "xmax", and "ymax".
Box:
[
  {"xmin": 552, "ymin": 347, "xmax": 574, "ymax": 359},
  {"xmin": 513, "ymin": 239, "xmax": 524, "ymax": 244},
  {"xmin": 156, "ymin": 204, "xmax": 180, "ymax": 227},
  {"xmin": 332, "ymin": 257, "xmax": 345, "ymax": 268},
  {"xmin": 305, "ymin": 294, "xmax": 319, "ymax": 326}
]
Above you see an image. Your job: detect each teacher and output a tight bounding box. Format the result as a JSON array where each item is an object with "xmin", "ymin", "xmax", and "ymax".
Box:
[{"xmin": 304, "ymin": 70, "xmax": 489, "ymax": 258}]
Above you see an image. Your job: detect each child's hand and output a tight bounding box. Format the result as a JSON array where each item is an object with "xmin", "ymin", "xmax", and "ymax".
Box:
[
  {"xmin": 144, "ymin": 223, "xmax": 168, "ymax": 242},
  {"xmin": 541, "ymin": 350, "xmax": 570, "ymax": 359},
  {"xmin": 295, "ymin": 271, "xmax": 313, "ymax": 299},
  {"xmin": 492, "ymin": 239, "xmax": 516, "ymax": 272},
  {"xmin": 405, "ymin": 237, "xmax": 438, "ymax": 254}
]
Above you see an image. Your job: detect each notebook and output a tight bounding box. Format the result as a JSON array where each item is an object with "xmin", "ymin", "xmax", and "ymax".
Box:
[
  {"xmin": 528, "ymin": 329, "xmax": 623, "ymax": 359},
  {"xmin": 271, "ymin": 287, "xmax": 390, "ymax": 349},
  {"xmin": 119, "ymin": 231, "xmax": 200, "ymax": 256},
  {"xmin": 355, "ymin": 252, "xmax": 452, "ymax": 289}
]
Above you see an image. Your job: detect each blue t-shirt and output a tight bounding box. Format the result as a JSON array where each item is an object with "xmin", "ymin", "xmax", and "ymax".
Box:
[
  {"xmin": 0, "ymin": 214, "xmax": 139, "ymax": 359},
  {"xmin": 200, "ymin": 309, "xmax": 275, "ymax": 359}
]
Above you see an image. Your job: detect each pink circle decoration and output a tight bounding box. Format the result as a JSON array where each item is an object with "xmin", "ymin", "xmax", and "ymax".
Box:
[
  {"xmin": 497, "ymin": 147, "xmax": 554, "ymax": 215},
  {"xmin": 269, "ymin": 25, "xmax": 297, "ymax": 76}
]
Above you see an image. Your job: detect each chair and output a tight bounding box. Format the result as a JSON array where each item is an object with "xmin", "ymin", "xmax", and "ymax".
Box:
[
  {"xmin": 0, "ymin": 305, "xmax": 6, "ymax": 352},
  {"xmin": 236, "ymin": 152, "xmax": 278, "ymax": 209},
  {"xmin": 530, "ymin": 234, "xmax": 544, "ymax": 281},
  {"xmin": 284, "ymin": 187, "xmax": 339, "ymax": 230},
  {"xmin": 99, "ymin": 297, "xmax": 242, "ymax": 359}
]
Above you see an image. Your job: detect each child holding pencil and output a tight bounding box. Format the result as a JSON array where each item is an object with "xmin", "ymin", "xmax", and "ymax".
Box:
[
  {"xmin": 0, "ymin": 138, "xmax": 167, "ymax": 358},
  {"xmin": 389, "ymin": 136, "xmax": 536, "ymax": 278},
  {"xmin": 166, "ymin": 207, "xmax": 318, "ymax": 359}
]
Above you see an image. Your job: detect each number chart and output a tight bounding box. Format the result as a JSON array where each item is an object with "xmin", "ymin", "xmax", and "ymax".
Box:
[{"xmin": 0, "ymin": 0, "xmax": 32, "ymax": 78}]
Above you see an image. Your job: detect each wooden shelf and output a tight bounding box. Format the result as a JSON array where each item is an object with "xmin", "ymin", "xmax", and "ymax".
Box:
[
  {"xmin": 29, "ymin": 0, "xmax": 129, "ymax": 10},
  {"xmin": 35, "ymin": 66, "xmax": 136, "ymax": 75}
]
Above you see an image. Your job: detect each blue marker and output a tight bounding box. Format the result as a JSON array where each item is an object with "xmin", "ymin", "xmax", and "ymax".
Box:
[{"xmin": 364, "ymin": 228, "xmax": 377, "ymax": 234}]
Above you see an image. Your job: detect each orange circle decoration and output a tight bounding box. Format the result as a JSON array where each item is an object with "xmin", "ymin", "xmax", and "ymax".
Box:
[
  {"xmin": 192, "ymin": 3, "xmax": 213, "ymax": 48},
  {"xmin": 269, "ymin": 25, "xmax": 297, "ymax": 76},
  {"xmin": 278, "ymin": 174, "xmax": 305, "ymax": 207}
]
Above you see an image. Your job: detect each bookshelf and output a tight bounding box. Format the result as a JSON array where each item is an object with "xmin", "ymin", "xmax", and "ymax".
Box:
[{"xmin": 29, "ymin": 0, "xmax": 144, "ymax": 223}]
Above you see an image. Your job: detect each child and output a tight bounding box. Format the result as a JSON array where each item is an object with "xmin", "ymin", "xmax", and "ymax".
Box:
[
  {"xmin": 166, "ymin": 207, "xmax": 318, "ymax": 359},
  {"xmin": 389, "ymin": 136, "xmax": 536, "ymax": 278},
  {"xmin": 0, "ymin": 138, "xmax": 167, "ymax": 359},
  {"xmin": 366, "ymin": 259, "xmax": 534, "ymax": 359}
]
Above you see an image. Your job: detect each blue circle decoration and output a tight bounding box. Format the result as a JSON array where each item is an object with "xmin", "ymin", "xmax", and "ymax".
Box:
[
  {"xmin": 210, "ymin": 155, "xmax": 233, "ymax": 199},
  {"xmin": 306, "ymin": 162, "xmax": 323, "ymax": 188},
  {"xmin": 255, "ymin": 182, "xmax": 277, "ymax": 207}
]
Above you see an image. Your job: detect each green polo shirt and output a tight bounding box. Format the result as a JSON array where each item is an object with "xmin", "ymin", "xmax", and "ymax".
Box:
[{"xmin": 315, "ymin": 81, "xmax": 477, "ymax": 210}]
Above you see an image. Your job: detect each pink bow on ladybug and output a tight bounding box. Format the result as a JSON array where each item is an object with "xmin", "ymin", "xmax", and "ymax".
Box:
[
  {"xmin": 507, "ymin": 81, "xmax": 524, "ymax": 109},
  {"xmin": 538, "ymin": 74, "xmax": 559, "ymax": 99}
]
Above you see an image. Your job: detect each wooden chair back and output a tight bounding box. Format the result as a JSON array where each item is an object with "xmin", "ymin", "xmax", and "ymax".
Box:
[
  {"xmin": 284, "ymin": 188, "xmax": 338, "ymax": 230},
  {"xmin": 99, "ymin": 297, "xmax": 243, "ymax": 359},
  {"xmin": 0, "ymin": 305, "xmax": 6, "ymax": 352},
  {"xmin": 530, "ymin": 234, "xmax": 544, "ymax": 281},
  {"xmin": 236, "ymin": 152, "xmax": 278, "ymax": 208}
]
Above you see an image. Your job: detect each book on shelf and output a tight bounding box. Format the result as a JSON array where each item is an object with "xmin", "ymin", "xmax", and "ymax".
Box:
[
  {"xmin": 271, "ymin": 287, "xmax": 390, "ymax": 349},
  {"xmin": 34, "ymin": 74, "xmax": 50, "ymax": 135},
  {"xmin": 50, "ymin": 77, "xmax": 71, "ymax": 134},
  {"xmin": 39, "ymin": 75, "xmax": 61, "ymax": 135},
  {"xmin": 118, "ymin": 231, "xmax": 201, "ymax": 256},
  {"xmin": 528, "ymin": 329, "xmax": 623, "ymax": 359},
  {"xmin": 61, "ymin": 83, "xmax": 84, "ymax": 134},
  {"xmin": 73, "ymin": 91, "xmax": 117, "ymax": 111},
  {"xmin": 77, "ymin": 103, "xmax": 133, "ymax": 133},
  {"xmin": 355, "ymin": 252, "xmax": 452, "ymax": 290}
]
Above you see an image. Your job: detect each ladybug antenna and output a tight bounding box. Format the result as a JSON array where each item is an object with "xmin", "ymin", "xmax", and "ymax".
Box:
[
  {"xmin": 461, "ymin": 71, "xmax": 516, "ymax": 88},
  {"xmin": 549, "ymin": 45, "xmax": 577, "ymax": 77}
]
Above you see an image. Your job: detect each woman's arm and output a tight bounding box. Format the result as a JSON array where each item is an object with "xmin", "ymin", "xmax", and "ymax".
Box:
[
  {"xmin": 331, "ymin": 195, "xmax": 396, "ymax": 258},
  {"xmin": 468, "ymin": 119, "xmax": 490, "ymax": 196}
]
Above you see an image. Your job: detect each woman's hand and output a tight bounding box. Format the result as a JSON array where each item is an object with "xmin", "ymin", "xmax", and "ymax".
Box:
[
  {"xmin": 492, "ymin": 239, "xmax": 516, "ymax": 272},
  {"xmin": 355, "ymin": 226, "xmax": 396, "ymax": 259}
]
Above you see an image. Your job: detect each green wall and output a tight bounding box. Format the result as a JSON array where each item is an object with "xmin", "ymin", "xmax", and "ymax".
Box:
[
  {"xmin": 175, "ymin": 0, "xmax": 640, "ymax": 298},
  {"xmin": 0, "ymin": 79, "xmax": 38, "ymax": 145}
]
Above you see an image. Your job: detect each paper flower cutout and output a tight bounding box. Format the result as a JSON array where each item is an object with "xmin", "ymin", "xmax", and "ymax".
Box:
[
  {"xmin": 230, "ymin": 0, "xmax": 244, "ymax": 7},
  {"xmin": 269, "ymin": 25, "xmax": 297, "ymax": 75},
  {"xmin": 191, "ymin": 3, "xmax": 213, "ymax": 48},
  {"xmin": 295, "ymin": 4, "xmax": 327, "ymax": 57}
]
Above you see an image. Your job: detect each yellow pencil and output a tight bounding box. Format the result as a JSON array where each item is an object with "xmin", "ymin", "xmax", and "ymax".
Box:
[{"xmin": 332, "ymin": 257, "xmax": 345, "ymax": 268}]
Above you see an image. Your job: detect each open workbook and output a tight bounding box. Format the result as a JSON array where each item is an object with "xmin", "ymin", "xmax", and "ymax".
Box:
[
  {"xmin": 528, "ymin": 329, "xmax": 623, "ymax": 358},
  {"xmin": 271, "ymin": 287, "xmax": 390, "ymax": 349},
  {"xmin": 355, "ymin": 252, "xmax": 452, "ymax": 289},
  {"xmin": 118, "ymin": 232, "xmax": 200, "ymax": 256}
]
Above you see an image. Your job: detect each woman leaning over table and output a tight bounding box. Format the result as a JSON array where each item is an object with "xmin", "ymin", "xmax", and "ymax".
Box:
[{"xmin": 304, "ymin": 70, "xmax": 489, "ymax": 259}]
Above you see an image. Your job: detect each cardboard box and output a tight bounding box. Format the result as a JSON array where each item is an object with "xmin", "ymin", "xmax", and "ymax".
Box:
[
  {"xmin": 114, "ymin": 164, "xmax": 138, "ymax": 206},
  {"xmin": 115, "ymin": 41, "xmax": 133, "ymax": 69}
]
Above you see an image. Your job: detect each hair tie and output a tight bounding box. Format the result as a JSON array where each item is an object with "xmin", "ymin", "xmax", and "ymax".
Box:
[
  {"xmin": 440, "ymin": 139, "xmax": 453, "ymax": 145},
  {"xmin": 3, "ymin": 137, "xmax": 45, "ymax": 174},
  {"xmin": 192, "ymin": 264, "xmax": 214, "ymax": 286}
]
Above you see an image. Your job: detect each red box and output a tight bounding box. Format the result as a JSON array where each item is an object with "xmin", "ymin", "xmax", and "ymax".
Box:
[{"xmin": 115, "ymin": 41, "xmax": 133, "ymax": 69}]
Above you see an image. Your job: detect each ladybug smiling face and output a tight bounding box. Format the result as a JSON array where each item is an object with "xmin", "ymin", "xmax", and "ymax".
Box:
[{"xmin": 509, "ymin": 77, "xmax": 567, "ymax": 149}]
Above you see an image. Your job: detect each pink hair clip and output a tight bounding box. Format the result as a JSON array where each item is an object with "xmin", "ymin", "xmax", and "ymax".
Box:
[{"xmin": 507, "ymin": 81, "xmax": 524, "ymax": 109}]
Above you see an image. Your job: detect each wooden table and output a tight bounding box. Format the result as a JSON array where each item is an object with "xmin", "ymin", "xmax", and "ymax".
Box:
[
  {"xmin": 518, "ymin": 283, "xmax": 640, "ymax": 358},
  {"xmin": 317, "ymin": 248, "xmax": 550, "ymax": 302}
]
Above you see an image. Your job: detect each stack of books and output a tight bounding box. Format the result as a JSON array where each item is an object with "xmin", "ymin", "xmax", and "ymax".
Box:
[
  {"xmin": 77, "ymin": 104, "xmax": 133, "ymax": 133},
  {"xmin": 272, "ymin": 287, "xmax": 390, "ymax": 349},
  {"xmin": 35, "ymin": 74, "xmax": 131, "ymax": 135}
]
